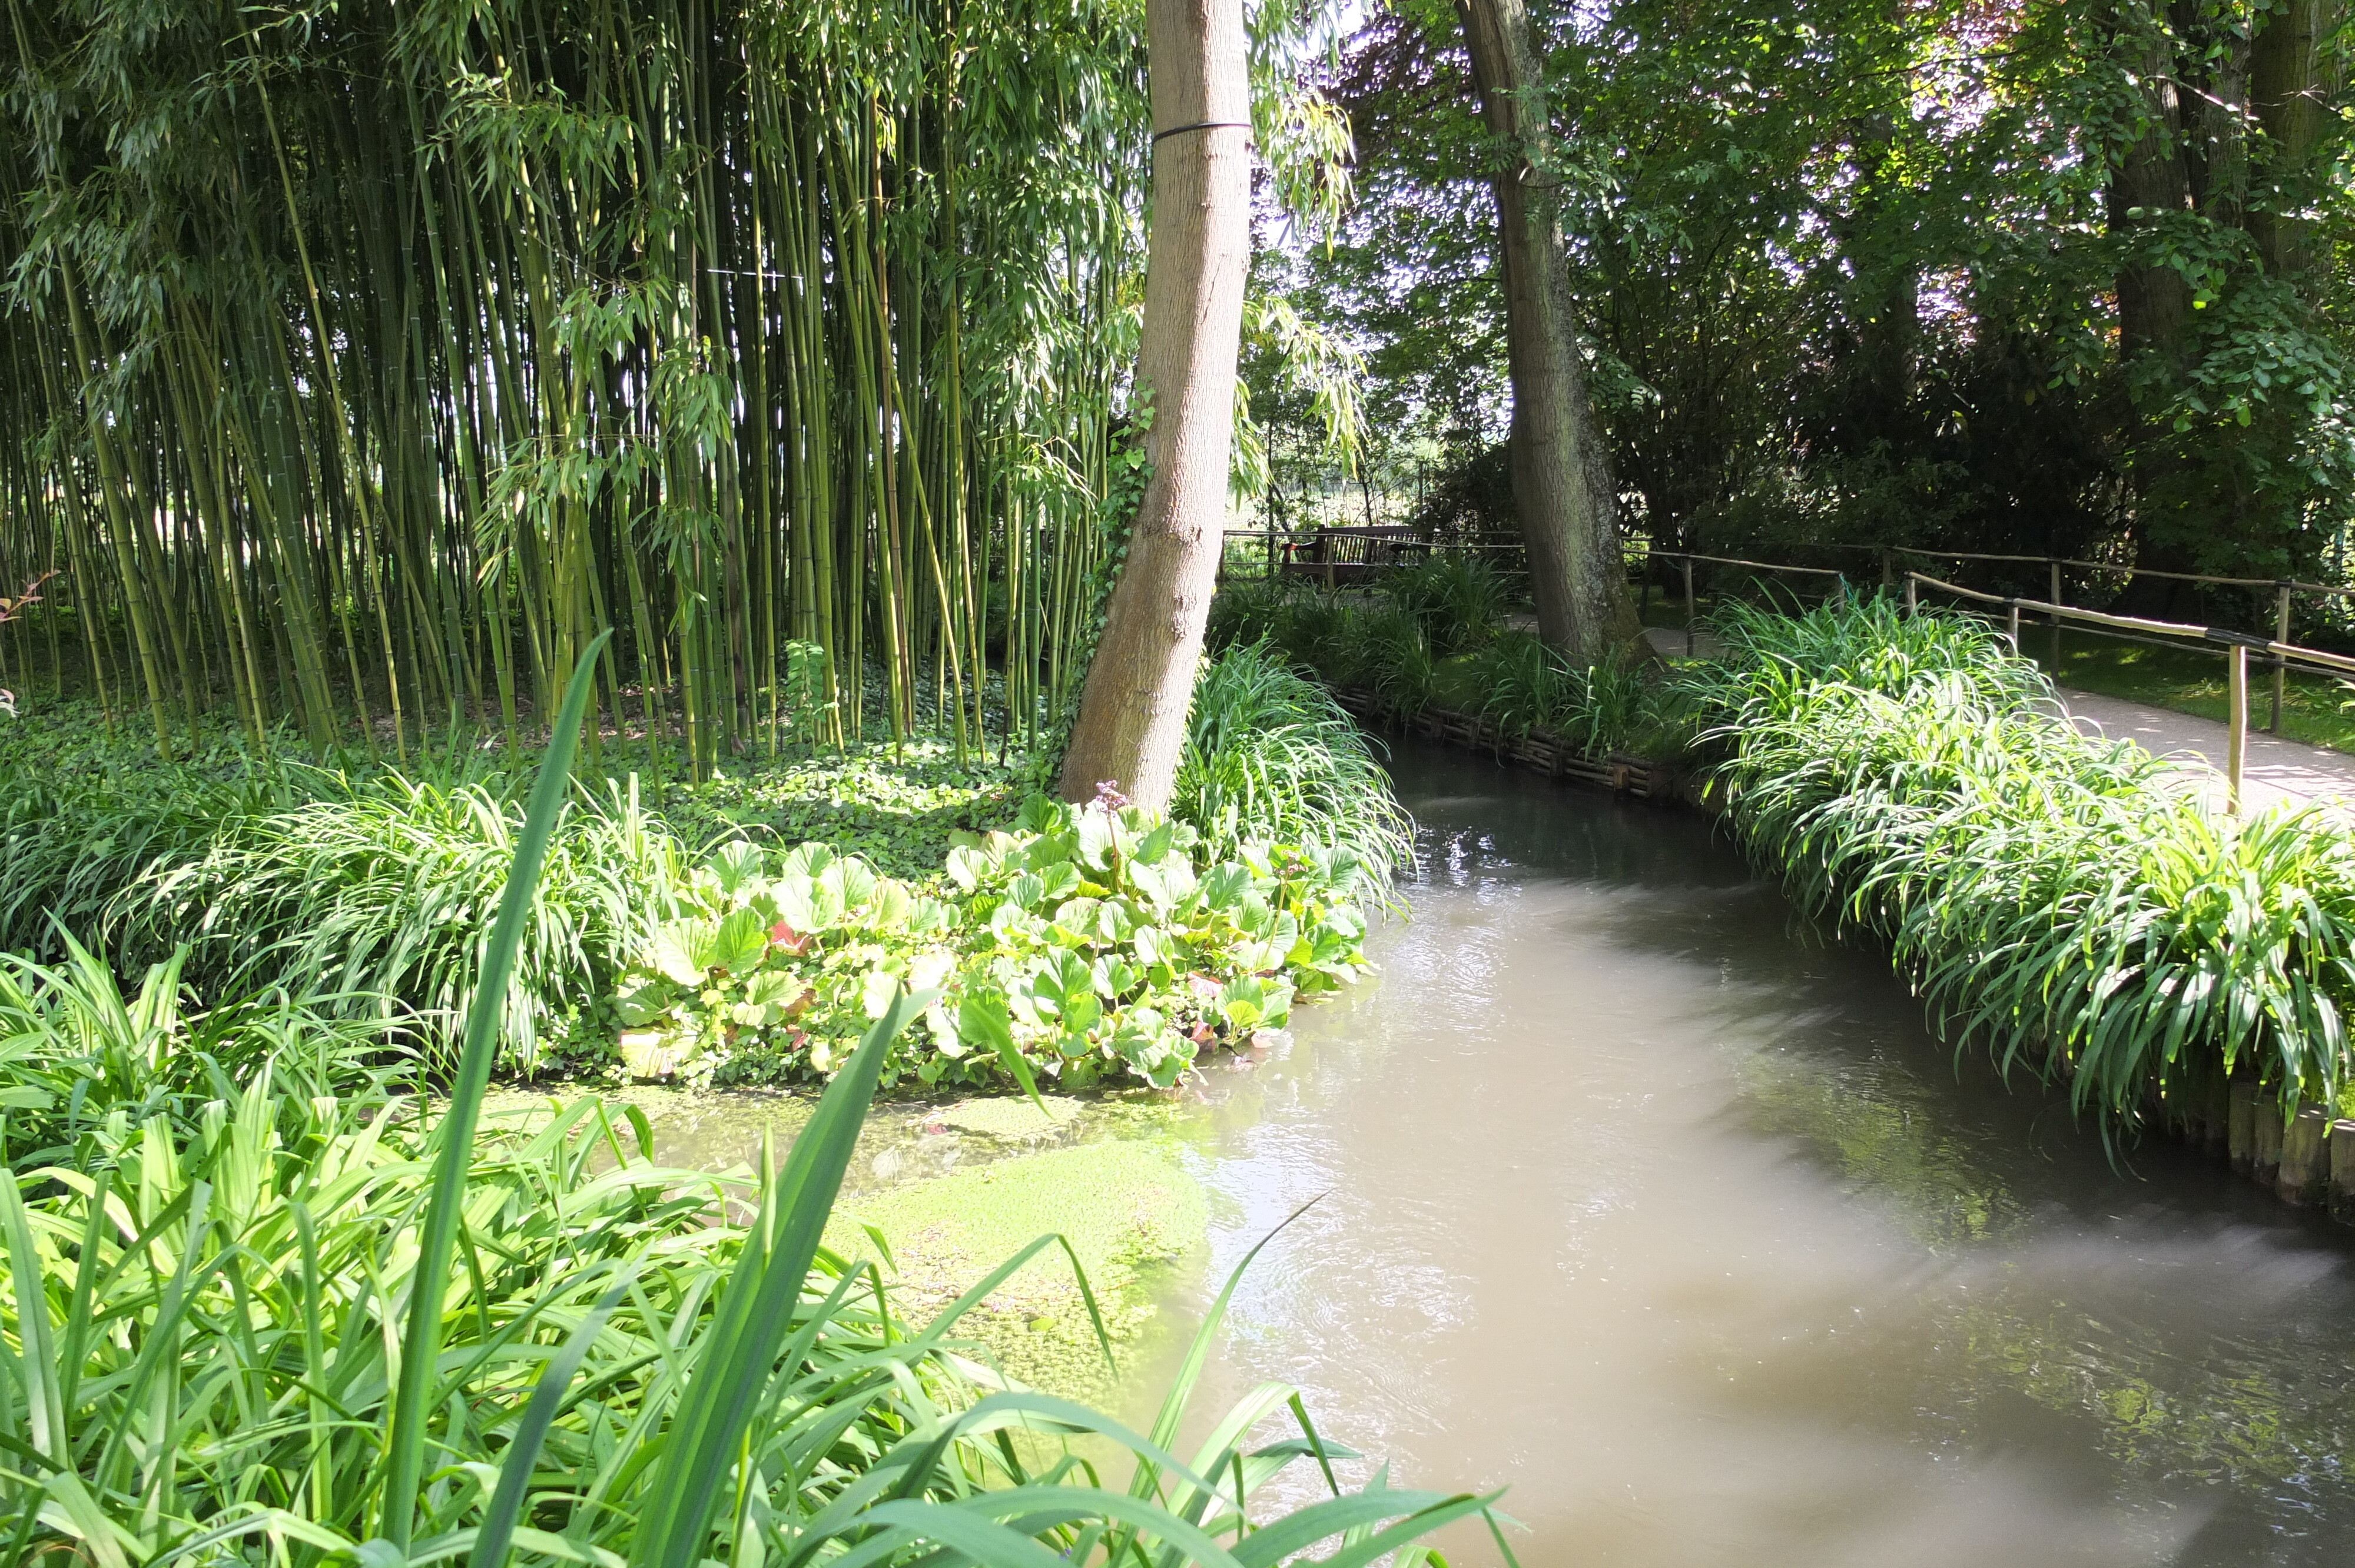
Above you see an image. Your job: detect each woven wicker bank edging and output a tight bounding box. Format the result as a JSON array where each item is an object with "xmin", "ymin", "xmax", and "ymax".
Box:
[{"xmin": 1324, "ymin": 687, "xmax": 1691, "ymax": 802}]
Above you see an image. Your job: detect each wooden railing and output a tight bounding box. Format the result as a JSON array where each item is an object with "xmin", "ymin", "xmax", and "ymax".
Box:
[
  {"xmin": 1220, "ymin": 527, "xmax": 1523, "ymax": 588},
  {"xmin": 1642, "ymin": 542, "xmax": 2355, "ymax": 736},
  {"xmin": 1905, "ymin": 571, "xmax": 2355, "ymax": 815},
  {"xmin": 1643, "ymin": 550, "xmax": 1847, "ymax": 656}
]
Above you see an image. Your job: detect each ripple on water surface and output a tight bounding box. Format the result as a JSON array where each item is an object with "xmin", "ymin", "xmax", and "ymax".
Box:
[{"xmin": 1132, "ymin": 738, "xmax": 2355, "ymax": 1568}]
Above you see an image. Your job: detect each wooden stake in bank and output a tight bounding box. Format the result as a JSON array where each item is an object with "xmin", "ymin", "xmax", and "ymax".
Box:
[
  {"xmin": 2048, "ymin": 559, "xmax": 2063, "ymax": 669},
  {"xmin": 2272, "ymin": 582, "xmax": 2293, "ymax": 733},
  {"xmin": 2228, "ymin": 643, "xmax": 2248, "ymax": 815}
]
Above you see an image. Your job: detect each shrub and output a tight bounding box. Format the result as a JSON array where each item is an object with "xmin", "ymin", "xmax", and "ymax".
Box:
[
  {"xmin": 1381, "ymin": 552, "xmax": 1512, "ymax": 658},
  {"xmin": 613, "ymin": 794, "xmax": 1378, "ymax": 1092},
  {"xmin": 1471, "ymin": 632, "xmax": 1683, "ymax": 757},
  {"xmin": 1176, "ymin": 641, "xmax": 1414, "ymax": 871},
  {"xmin": 134, "ymin": 771, "xmax": 691, "ymax": 1074},
  {"xmin": 0, "ymin": 752, "xmax": 294, "ymax": 960},
  {"xmin": 1336, "ymin": 603, "xmax": 1435, "ymax": 717}
]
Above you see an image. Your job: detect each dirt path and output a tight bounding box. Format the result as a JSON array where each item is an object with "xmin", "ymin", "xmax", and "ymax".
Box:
[{"xmin": 2054, "ymin": 687, "xmax": 2355, "ymax": 818}]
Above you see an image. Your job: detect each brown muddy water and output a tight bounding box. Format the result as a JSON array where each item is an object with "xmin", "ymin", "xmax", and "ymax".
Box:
[{"xmin": 1132, "ymin": 737, "xmax": 2355, "ymax": 1567}]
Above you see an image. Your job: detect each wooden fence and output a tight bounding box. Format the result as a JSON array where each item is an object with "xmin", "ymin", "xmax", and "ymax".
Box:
[
  {"xmin": 1903, "ymin": 570, "xmax": 2355, "ymax": 815},
  {"xmin": 1220, "ymin": 527, "xmax": 1524, "ymax": 589}
]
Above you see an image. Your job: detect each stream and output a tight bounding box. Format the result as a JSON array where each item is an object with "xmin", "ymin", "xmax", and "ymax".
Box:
[{"xmin": 1129, "ymin": 737, "xmax": 2355, "ymax": 1567}]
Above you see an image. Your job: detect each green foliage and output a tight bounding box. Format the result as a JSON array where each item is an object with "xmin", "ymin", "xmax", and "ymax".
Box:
[
  {"xmin": 1339, "ymin": 605, "xmax": 1438, "ymax": 718},
  {"xmin": 0, "ymin": 939, "xmax": 387, "ymax": 1167},
  {"xmin": 1468, "ymin": 632, "xmax": 1682, "ymax": 756},
  {"xmin": 1700, "ymin": 595, "xmax": 2040, "ymax": 702},
  {"xmin": 0, "ymin": 647, "xmax": 1500, "ymax": 1566},
  {"xmin": 1176, "ymin": 642, "xmax": 1414, "ymax": 872},
  {"xmin": 1686, "ymin": 597, "xmax": 2355, "ymax": 1123},
  {"xmin": 0, "ymin": 998, "xmax": 1501, "ymax": 1568},
  {"xmin": 665, "ymin": 732, "xmax": 1034, "ymax": 881},
  {"xmin": 127, "ymin": 771, "xmax": 690, "ymax": 1077},
  {"xmin": 1378, "ymin": 552, "xmax": 1512, "ymax": 658},
  {"xmin": 1209, "ymin": 582, "xmax": 1687, "ymax": 761},
  {"xmin": 0, "ymin": 655, "xmax": 1401, "ymax": 1087},
  {"xmin": 380, "ymin": 622, "xmax": 610, "ymax": 1550},
  {"xmin": 1297, "ymin": 0, "xmax": 2355, "ymax": 599},
  {"xmin": 2, "ymin": 0, "xmax": 1149, "ymax": 767},
  {"xmin": 615, "ymin": 796, "xmax": 1378, "ymax": 1093}
]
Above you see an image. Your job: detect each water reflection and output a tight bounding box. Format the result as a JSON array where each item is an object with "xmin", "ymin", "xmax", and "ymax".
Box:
[{"xmin": 1136, "ymin": 739, "xmax": 2355, "ymax": 1567}]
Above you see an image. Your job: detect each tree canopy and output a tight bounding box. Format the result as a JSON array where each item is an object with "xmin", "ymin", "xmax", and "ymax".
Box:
[{"xmin": 1284, "ymin": 0, "xmax": 2355, "ymax": 592}]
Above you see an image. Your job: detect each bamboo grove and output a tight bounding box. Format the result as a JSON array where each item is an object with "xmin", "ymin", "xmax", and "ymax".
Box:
[{"xmin": 0, "ymin": 0, "xmax": 1149, "ymax": 776}]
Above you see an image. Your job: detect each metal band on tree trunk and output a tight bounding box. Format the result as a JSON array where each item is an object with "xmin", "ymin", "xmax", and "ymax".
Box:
[{"xmin": 1150, "ymin": 120, "xmax": 1254, "ymax": 142}]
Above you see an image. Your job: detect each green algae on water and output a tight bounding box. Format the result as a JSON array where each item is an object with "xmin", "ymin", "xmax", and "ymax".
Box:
[{"xmin": 826, "ymin": 1139, "xmax": 1208, "ymax": 1401}]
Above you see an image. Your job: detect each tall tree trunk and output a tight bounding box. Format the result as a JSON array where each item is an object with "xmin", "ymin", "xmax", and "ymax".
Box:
[
  {"xmin": 1455, "ymin": 0, "xmax": 1641, "ymax": 662},
  {"xmin": 2250, "ymin": 0, "xmax": 2339, "ymax": 279},
  {"xmin": 1058, "ymin": 0, "xmax": 1251, "ymax": 810},
  {"xmin": 2102, "ymin": 6, "xmax": 2203, "ymax": 599},
  {"xmin": 2106, "ymin": 18, "xmax": 2195, "ymax": 368}
]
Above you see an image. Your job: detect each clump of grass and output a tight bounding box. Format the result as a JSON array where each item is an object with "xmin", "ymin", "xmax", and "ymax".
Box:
[
  {"xmin": 130, "ymin": 770, "xmax": 692, "ymax": 1074},
  {"xmin": 1381, "ymin": 552, "xmax": 1513, "ymax": 658},
  {"xmin": 1338, "ymin": 603, "xmax": 1437, "ymax": 718},
  {"xmin": 1687, "ymin": 596, "xmax": 2355, "ymax": 1125},
  {"xmin": 1470, "ymin": 632, "xmax": 1683, "ymax": 757},
  {"xmin": 1702, "ymin": 593, "xmax": 2039, "ymax": 707},
  {"xmin": 1176, "ymin": 641, "xmax": 1414, "ymax": 874},
  {"xmin": 0, "ymin": 935, "xmax": 389, "ymax": 1165},
  {"xmin": 1204, "ymin": 575, "xmax": 1297, "ymax": 651},
  {"xmin": 0, "ymin": 753, "xmax": 297, "ymax": 960}
]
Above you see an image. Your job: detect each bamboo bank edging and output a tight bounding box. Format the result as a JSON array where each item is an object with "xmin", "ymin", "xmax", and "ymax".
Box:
[{"xmin": 1334, "ymin": 684, "xmax": 2355, "ymax": 1228}]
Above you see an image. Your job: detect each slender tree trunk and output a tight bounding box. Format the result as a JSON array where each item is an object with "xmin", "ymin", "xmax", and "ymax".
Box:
[
  {"xmin": 1058, "ymin": 0, "xmax": 1251, "ymax": 810},
  {"xmin": 1455, "ymin": 0, "xmax": 1642, "ymax": 663}
]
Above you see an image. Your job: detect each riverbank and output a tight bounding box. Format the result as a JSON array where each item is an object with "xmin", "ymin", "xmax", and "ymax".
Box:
[
  {"xmin": 1142, "ymin": 735, "xmax": 2355, "ymax": 1567},
  {"xmin": 1212, "ymin": 582, "xmax": 2355, "ymax": 1212},
  {"xmin": 0, "ymin": 645, "xmax": 1400, "ymax": 1091}
]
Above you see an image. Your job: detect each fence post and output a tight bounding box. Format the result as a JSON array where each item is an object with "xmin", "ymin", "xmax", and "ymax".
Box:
[
  {"xmin": 1904, "ymin": 573, "xmax": 1917, "ymax": 618},
  {"xmin": 1681, "ymin": 557, "xmax": 1696, "ymax": 657},
  {"xmin": 2271, "ymin": 581, "xmax": 2291, "ymax": 732},
  {"xmin": 2006, "ymin": 599, "xmax": 2021, "ymax": 653},
  {"xmin": 2048, "ymin": 558, "xmax": 2063, "ymax": 670},
  {"xmin": 2227, "ymin": 641, "xmax": 2248, "ymax": 816}
]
